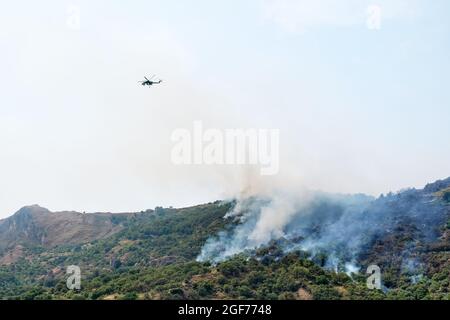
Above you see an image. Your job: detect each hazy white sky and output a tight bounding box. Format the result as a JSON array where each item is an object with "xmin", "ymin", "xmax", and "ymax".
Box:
[{"xmin": 1, "ymin": 0, "xmax": 450, "ymax": 218}]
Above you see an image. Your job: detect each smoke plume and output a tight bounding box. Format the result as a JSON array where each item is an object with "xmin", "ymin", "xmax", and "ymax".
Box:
[{"xmin": 197, "ymin": 178, "xmax": 450, "ymax": 274}]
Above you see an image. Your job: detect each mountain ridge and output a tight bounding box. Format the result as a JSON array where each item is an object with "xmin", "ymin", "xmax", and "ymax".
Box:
[
  {"xmin": 0, "ymin": 177, "xmax": 449, "ymax": 299},
  {"xmin": 0, "ymin": 205, "xmax": 136, "ymax": 253}
]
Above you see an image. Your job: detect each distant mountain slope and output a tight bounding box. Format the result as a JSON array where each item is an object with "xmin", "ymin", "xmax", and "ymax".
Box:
[{"xmin": 0, "ymin": 205, "xmax": 131, "ymax": 253}]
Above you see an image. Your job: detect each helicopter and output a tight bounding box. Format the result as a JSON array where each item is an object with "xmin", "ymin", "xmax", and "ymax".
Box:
[{"xmin": 139, "ymin": 75, "xmax": 163, "ymax": 87}]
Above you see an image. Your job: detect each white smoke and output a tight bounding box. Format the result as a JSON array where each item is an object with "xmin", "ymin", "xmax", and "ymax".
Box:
[
  {"xmin": 197, "ymin": 188, "xmax": 374, "ymax": 265},
  {"xmin": 197, "ymin": 179, "xmax": 448, "ymax": 272}
]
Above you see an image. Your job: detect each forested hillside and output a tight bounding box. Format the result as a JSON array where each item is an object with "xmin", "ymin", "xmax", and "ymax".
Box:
[{"xmin": 0, "ymin": 179, "xmax": 449, "ymax": 300}]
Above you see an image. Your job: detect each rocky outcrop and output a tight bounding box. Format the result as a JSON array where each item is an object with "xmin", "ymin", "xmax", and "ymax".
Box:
[{"xmin": 0, "ymin": 205, "xmax": 130, "ymax": 253}]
